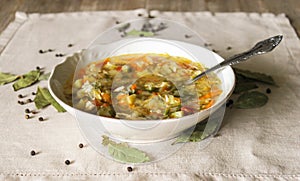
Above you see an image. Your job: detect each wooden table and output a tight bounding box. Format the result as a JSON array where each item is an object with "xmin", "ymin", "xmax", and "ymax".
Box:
[{"xmin": 1, "ymin": 0, "xmax": 300, "ymax": 37}]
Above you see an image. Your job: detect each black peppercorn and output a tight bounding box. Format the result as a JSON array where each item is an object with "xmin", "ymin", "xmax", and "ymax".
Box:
[
  {"xmin": 18, "ymin": 101, "xmax": 24, "ymax": 105},
  {"xmin": 18, "ymin": 94, "xmax": 23, "ymax": 98},
  {"xmin": 48, "ymin": 49, "xmax": 54, "ymax": 52},
  {"xmin": 55, "ymin": 53, "xmax": 64, "ymax": 57},
  {"xmin": 184, "ymin": 34, "xmax": 191, "ymax": 38},
  {"xmin": 32, "ymin": 92, "xmax": 36, "ymax": 95},
  {"xmin": 26, "ymin": 99, "xmax": 33, "ymax": 103},
  {"xmin": 148, "ymin": 14, "xmax": 155, "ymax": 18},
  {"xmin": 25, "ymin": 115, "xmax": 30, "ymax": 119},
  {"xmin": 25, "ymin": 109, "xmax": 30, "ymax": 113},
  {"xmin": 212, "ymin": 49, "xmax": 218, "ymax": 53},
  {"xmin": 137, "ymin": 13, "xmax": 143, "ymax": 17},
  {"xmin": 226, "ymin": 99, "xmax": 234, "ymax": 107},
  {"xmin": 65, "ymin": 160, "xmax": 71, "ymax": 165},
  {"xmin": 226, "ymin": 46, "xmax": 232, "ymax": 50},
  {"xmin": 78, "ymin": 143, "xmax": 84, "ymax": 148},
  {"xmin": 39, "ymin": 50, "xmax": 44, "ymax": 54},
  {"xmin": 38, "ymin": 117, "xmax": 44, "ymax": 121},
  {"xmin": 30, "ymin": 150, "xmax": 36, "ymax": 156},
  {"xmin": 266, "ymin": 88, "xmax": 271, "ymax": 94},
  {"xmin": 68, "ymin": 44, "xmax": 73, "ymax": 47},
  {"xmin": 36, "ymin": 66, "xmax": 40, "ymax": 70},
  {"xmin": 127, "ymin": 166, "xmax": 133, "ymax": 172}
]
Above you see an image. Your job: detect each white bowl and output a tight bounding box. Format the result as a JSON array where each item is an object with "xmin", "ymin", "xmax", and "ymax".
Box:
[{"xmin": 49, "ymin": 38, "xmax": 235, "ymax": 143}]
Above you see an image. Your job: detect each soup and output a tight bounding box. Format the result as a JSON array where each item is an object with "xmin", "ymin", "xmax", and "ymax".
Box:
[{"xmin": 65, "ymin": 53, "xmax": 222, "ymax": 120}]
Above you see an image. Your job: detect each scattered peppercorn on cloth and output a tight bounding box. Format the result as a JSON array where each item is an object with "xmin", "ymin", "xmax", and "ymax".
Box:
[{"xmin": 0, "ymin": 9, "xmax": 300, "ymax": 181}]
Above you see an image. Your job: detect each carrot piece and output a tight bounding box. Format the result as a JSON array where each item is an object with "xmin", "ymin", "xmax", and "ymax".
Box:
[
  {"xmin": 199, "ymin": 93, "xmax": 212, "ymax": 100},
  {"xmin": 131, "ymin": 84, "xmax": 137, "ymax": 91},
  {"xmin": 199, "ymin": 89, "xmax": 222, "ymax": 100},
  {"xmin": 93, "ymin": 99, "xmax": 102, "ymax": 106},
  {"xmin": 116, "ymin": 66, "xmax": 122, "ymax": 71},
  {"xmin": 102, "ymin": 93, "xmax": 111, "ymax": 103},
  {"xmin": 203, "ymin": 100, "xmax": 215, "ymax": 109},
  {"xmin": 94, "ymin": 58, "xmax": 110, "ymax": 68},
  {"xmin": 103, "ymin": 58, "xmax": 110, "ymax": 66}
]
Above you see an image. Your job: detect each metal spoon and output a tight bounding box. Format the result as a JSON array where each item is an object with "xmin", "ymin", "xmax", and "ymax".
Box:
[{"xmin": 185, "ymin": 35, "xmax": 283, "ymax": 85}]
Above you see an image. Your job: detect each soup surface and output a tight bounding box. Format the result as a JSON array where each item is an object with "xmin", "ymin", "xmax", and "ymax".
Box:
[{"xmin": 65, "ymin": 53, "xmax": 222, "ymax": 120}]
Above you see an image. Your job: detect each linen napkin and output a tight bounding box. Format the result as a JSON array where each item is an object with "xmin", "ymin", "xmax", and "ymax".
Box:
[{"xmin": 0, "ymin": 9, "xmax": 299, "ymax": 181}]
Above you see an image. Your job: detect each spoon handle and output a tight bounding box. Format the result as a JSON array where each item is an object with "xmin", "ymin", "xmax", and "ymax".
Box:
[{"xmin": 186, "ymin": 35, "xmax": 283, "ymax": 84}]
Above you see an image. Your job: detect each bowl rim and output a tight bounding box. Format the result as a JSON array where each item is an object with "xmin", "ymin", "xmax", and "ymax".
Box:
[{"xmin": 48, "ymin": 38, "xmax": 236, "ymax": 123}]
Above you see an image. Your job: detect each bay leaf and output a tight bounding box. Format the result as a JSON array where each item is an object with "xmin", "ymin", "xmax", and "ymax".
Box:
[
  {"xmin": 127, "ymin": 29, "xmax": 154, "ymax": 37},
  {"xmin": 200, "ymin": 117, "xmax": 220, "ymax": 140},
  {"xmin": 34, "ymin": 86, "xmax": 66, "ymax": 112},
  {"xmin": 38, "ymin": 72, "xmax": 51, "ymax": 81},
  {"xmin": 102, "ymin": 135, "xmax": 115, "ymax": 146},
  {"xmin": 172, "ymin": 122, "xmax": 213, "ymax": 145},
  {"xmin": 234, "ymin": 68, "xmax": 276, "ymax": 85},
  {"xmin": 0, "ymin": 72, "xmax": 19, "ymax": 85},
  {"xmin": 34, "ymin": 87, "xmax": 51, "ymax": 109},
  {"xmin": 102, "ymin": 135, "xmax": 150, "ymax": 163},
  {"xmin": 13, "ymin": 70, "xmax": 40, "ymax": 91},
  {"xmin": 233, "ymin": 82, "xmax": 258, "ymax": 94},
  {"xmin": 235, "ymin": 73, "xmax": 253, "ymax": 84},
  {"xmin": 235, "ymin": 91, "xmax": 268, "ymax": 109},
  {"xmin": 171, "ymin": 134, "xmax": 190, "ymax": 145},
  {"xmin": 172, "ymin": 115, "xmax": 222, "ymax": 145},
  {"xmin": 171, "ymin": 130, "xmax": 204, "ymax": 145}
]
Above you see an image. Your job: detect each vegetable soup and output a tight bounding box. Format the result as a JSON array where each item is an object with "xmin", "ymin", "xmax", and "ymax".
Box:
[{"xmin": 65, "ymin": 53, "xmax": 222, "ymax": 120}]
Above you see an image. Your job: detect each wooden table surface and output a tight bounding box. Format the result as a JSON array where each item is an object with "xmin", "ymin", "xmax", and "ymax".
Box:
[{"xmin": 0, "ymin": 0, "xmax": 300, "ymax": 37}]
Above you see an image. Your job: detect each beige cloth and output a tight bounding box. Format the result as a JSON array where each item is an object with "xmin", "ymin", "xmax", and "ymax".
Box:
[{"xmin": 0, "ymin": 9, "xmax": 299, "ymax": 180}]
